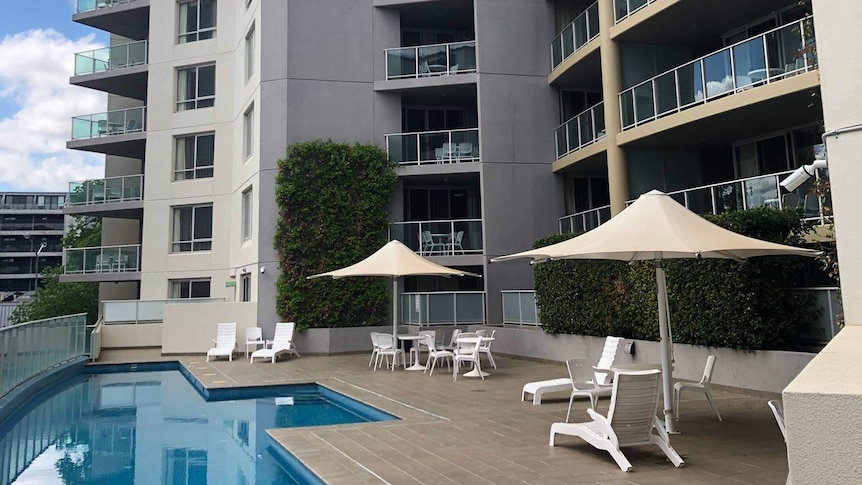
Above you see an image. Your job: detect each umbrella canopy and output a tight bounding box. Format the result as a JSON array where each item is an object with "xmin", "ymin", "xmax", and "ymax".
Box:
[
  {"xmin": 492, "ymin": 190, "xmax": 819, "ymax": 433},
  {"xmin": 308, "ymin": 240, "xmax": 480, "ymax": 344}
]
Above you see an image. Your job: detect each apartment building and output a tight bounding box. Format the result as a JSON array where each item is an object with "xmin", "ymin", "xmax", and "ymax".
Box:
[
  {"xmin": 63, "ymin": 0, "xmax": 560, "ymax": 350},
  {"xmin": 0, "ymin": 192, "xmax": 66, "ymax": 300}
]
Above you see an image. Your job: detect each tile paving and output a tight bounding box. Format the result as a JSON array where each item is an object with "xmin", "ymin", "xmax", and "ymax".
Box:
[{"xmin": 98, "ymin": 349, "xmax": 789, "ymax": 484}]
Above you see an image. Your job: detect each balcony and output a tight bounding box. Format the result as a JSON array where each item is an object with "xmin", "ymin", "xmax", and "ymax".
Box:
[
  {"xmin": 66, "ymin": 175, "xmax": 143, "ymax": 219},
  {"xmin": 61, "ymin": 244, "xmax": 141, "ymax": 283},
  {"xmin": 400, "ymin": 291, "xmax": 486, "ymax": 326},
  {"xmin": 389, "ymin": 219, "xmax": 483, "ymax": 257},
  {"xmin": 68, "ymin": 107, "xmax": 146, "ymax": 158},
  {"xmin": 613, "ymin": 0, "xmax": 655, "ymax": 24},
  {"xmin": 619, "ymin": 17, "xmax": 816, "ymax": 133},
  {"xmin": 74, "ymin": 0, "xmax": 149, "ymax": 41},
  {"xmin": 386, "ymin": 129, "xmax": 479, "ymax": 166},
  {"xmin": 555, "ymin": 102, "xmax": 605, "ymax": 159},
  {"xmin": 386, "ymin": 41, "xmax": 476, "ymax": 81},
  {"xmin": 559, "ymin": 205, "xmax": 611, "ymax": 234},
  {"xmin": 72, "ymin": 41, "xmax": 148, "ymax": 100},
  {"xmin": 551, "ymin": 2, "xmax": 599, "ymax": 70}
]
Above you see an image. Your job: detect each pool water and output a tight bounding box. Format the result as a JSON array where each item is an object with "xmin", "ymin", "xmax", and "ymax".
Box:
[{"xmin": 0, "ymin": 366, "xmax": 396, "ymax": 485}]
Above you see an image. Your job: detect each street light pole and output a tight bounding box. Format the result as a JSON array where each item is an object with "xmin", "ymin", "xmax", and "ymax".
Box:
[{"xmin": 34, "ymin": 242, "xmax": 47, "ymax": 293}]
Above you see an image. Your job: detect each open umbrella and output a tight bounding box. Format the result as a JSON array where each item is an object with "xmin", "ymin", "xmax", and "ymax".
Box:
[
  {"xmin": 492, "ymin": 190, "xmax": 819, "ymax": 433},
  {"xmin": 307, "ymin": 240, "xmax": 480, "ymax": 340}
]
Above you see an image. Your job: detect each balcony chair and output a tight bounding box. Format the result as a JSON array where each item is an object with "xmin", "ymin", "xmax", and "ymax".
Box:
[
  {"xmin": 245, "ymin": 327, "xmax": 265, "ymax": 359},
  {"xmin": 803, "ymin": 194, "xmax": 821, "ymax": 219},
  {"xmin": 550, "ymin": 369, "xmax": 685, "ymax": 472},
  {"xmin": 424, "ymin": 334, "xmax": 453, "ymax": 376},
  {"xmin": 449, "ymin": 63, "xmax": 460, "ymax": 73},
  {"xmin": 206, "ymin": 322, "xmax": 237, "ymax": 362},
  {"xmin": 446, "ymin": 230, "xmax": 465, "ymax": 255},
  {"xmin": 250, "ymin": 322, "xmax": 300, "ymax": 363},
  {"xmin": 421, "ymin": 230, "xmax": 442, "ymax": 255},
  {"xmin": 522, "ymin": 336, "xmax": 623, "ymax": 405},
  {"xmin": 457, "ymin": 142, "xmax": 473, "ymax": 159},
  {"xmin": 435, "ymin": 148, "xmax": 444, "ymax": 161},
  {"xmin": 441, "ymin": 143, "xmax": 458, "ymax": 161},
  {"xmin": 782, "ymin": 193, "xmax": 801, "ymax": 208},
  {"xmin": 418, "ymin": 61, "xmax": 431, "ymax": 77},
  {"xmin": 768, "ymin": 400, "xmax": 791, "ymax": 485},
  {"xmin": 673, "ymin": 354, "xmax": 722, "ymax": 421}
]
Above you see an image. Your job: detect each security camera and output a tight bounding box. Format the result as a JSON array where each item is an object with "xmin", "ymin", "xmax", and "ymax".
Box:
[
  {"xmin": 780, "ymin": 159, "xmax": 828, "ymax": 192},
  {"xmin": 260, "ymin": 266, "xmax": 266, "ymax": 274}
]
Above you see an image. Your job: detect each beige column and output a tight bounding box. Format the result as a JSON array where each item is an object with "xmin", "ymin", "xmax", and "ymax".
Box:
[{"xmin": 598, "ymin": 0, "xmax": 628, "ymax": 216}]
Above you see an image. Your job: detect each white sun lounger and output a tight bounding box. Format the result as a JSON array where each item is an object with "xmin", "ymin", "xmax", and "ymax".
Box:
[{"xmin": 250, "ymin": 322, "xmax": 300, "ymax": 363}]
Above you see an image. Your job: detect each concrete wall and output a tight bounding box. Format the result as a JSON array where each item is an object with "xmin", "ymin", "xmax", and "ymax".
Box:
[
  {"xmin": 102, "ymin": 322, "xmax": 162, "ymax": 348},
  {"xmin": 161, "ymin": 301, "xmax": 258, "ymax": 354},
  {"xmin": 293, "ymin": 325, "xmax": 395, "ymax": 355}
]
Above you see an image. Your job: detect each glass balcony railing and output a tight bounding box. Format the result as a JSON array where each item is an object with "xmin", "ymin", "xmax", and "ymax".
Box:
[
  {"xmin": 64, "ymin": 244, "xmax": 141, "ymax": 275},
  {"xmin": 620, "ymin": 17, "xmax": 816, "ymax": 130},
  {"xmin": 76, "ymin": 0, "xmax": 136, "ymax": 14},
  {"xmin": 502, "ymin": 290, "xmax": 540, "ymax": 326},
  {"xmin": 385, "ymin": 128, "xmax": 479, "ymax": 165},
  {"xmin": 613, "ymin": 0, "xmax": 655, "ymax": 23},
  {"xmin": 555, "ymin": 102, "xmax": 605, "ymax": 159},
  {"xmin": 103, "ymin": 298, "xmax": 225, "ymax": 324},
  {"xmin": 74, "ymin": 41, "xmax": 147, "ymax": 76},
  {"xmin": 551, "ymin": 2, "xmax": 599, "ymax": 69},
  {"xmin": 389, "ymin": 219, "xmax": 483, "ymax": 256},
  {"xmin": 386, "ymin": 41, "xmax": 476, "ymax": 80},
  {"xmin": 69, "ymin": 175, "xmax": 143, "ymax": 206},
  {"xmin": 401, "ymin": 292, "xmax": 486, "ymax": 326},
  {"xmin": 71, "ymin": 107, "xmax": 145, "ymax": 141},
  {"xmin": 559, "ymin": 205, "xmax": 611, "ymax": 234}
]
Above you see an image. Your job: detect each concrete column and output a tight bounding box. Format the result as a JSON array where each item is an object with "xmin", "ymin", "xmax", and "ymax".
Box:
[{"xmin": 598, "ymin": 0, "xmax": 628, "ymax": 215}]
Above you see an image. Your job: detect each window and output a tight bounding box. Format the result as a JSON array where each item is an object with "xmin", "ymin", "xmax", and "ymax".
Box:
[
  {"xmin": 178, "ymin": 0, "xmax": 216, "ymax": 44},
  {"xmin": 172, "ymin": 204, "xmax": 213, "ymax": 252},
  {"xmin": 245, "ymin": 26, "xmax": 255, "ymax": 81},
  {"xmin": 169, "ymin": 279, "xmax": 211, "ymax": 299},
  {"xmin": 240, "ymin": 273, "xmax": 251, "ymax": 302},
  {"xmin": 174, "ymin": 133, "xmax": 215, "ymax": 180},
  {"xmin": 241, "ymin": 187, "xmax": 252, "ymax": 241},
  {"xmin": 177, "ymin": 64, "xmax": 215, "ymax": 111},
  {"xmin": 243, "ymin": 105, "xmax": 254, "ymax": 158}
]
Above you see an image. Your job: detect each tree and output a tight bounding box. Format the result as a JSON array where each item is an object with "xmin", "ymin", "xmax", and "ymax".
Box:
[{"xmin": 9, "ymin": 216, "xmax": 102, "ymax": 325}]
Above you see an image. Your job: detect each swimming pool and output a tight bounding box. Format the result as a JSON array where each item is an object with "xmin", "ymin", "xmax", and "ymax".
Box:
[{"xmin": 0, "ymin": 363, "xmax": 396, "ymax": 485}]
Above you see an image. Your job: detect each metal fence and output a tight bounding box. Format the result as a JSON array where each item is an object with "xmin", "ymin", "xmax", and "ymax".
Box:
[{"xmin": 0, "ymin": 313, "xmax": 87, "ymax": 399}]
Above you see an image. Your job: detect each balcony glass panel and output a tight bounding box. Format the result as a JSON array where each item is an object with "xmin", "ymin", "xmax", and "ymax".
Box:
[
  {"xmin": 385, "ymin": 41, "xmax": 476, "ymax": 80},
  {"xmin": 389, "ymin": 219, "xmax": 483, "ymax": 255},
  {"xmin": 555, "ymin": 102, "xmax": 604, "ymax": 158},
  {"xmin": 558, "ymin": 205, "xmax": 610, "ymax": 234},
  {"xmin": 76, "ymin": 0, "xmax": 135, "ymax": 13},
  {"xmin": 633, "ymin": 83, "xmax": 655, "ymax": 124},
  {"xmin": 74, "ymin": 41, "xmax": 147, "ymax": 76},
  {"xmin": 550, "ymin": 2, "xmax": 599, "ymax": 70},
  {"xmin": 676, "ymin": 61, "xmax": 704, "ymax": 108},
  {"xmin": 69, "ymin": 175, "xmax": 143, "ymax": 206},
  {"xmin": 654, "ymin": 71, "xmax": 677, "ymax": 116},
  {"xmin": 703, "ymin": 50, "xmax": 733, "ymax": 99},
  {"xmin": 64, "ymin": 245, "xmax": 141, "ymax": 275},
  {"xmin": 71, "ymin": 107, "xmax": 145, "ymax": 140},
  {"xmin": 614, "ymin": 0, "xmax": 653, "ymax": 23},
  {"xmin": 448, "ymin": 41, "xmax": 477, "ymax": 73},
  {"xmin": 385, "ymin": 129, "xmax": 479, "ymax": 165},
  {"xmin": 400, "ymin": 292, "xmax": 485, "ymax": 326}
]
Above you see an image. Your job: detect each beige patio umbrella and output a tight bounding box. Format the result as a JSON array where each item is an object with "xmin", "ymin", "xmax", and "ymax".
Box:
[
  {"xmin": 307, "ymin": 240, "xmax": 480, "ymax": 339},
  {"xmin": 492, "ymin": 190, "xmax": 819, "ymax": 433}
]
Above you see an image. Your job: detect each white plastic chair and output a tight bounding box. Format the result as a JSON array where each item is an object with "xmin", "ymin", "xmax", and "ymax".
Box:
[
  {"xmin": 375, "ymin": 333, "xmax": 403, "ymax": 371},
  {"xmin": 442, "ymin": 143, "xmax": 457, "ymax": 161},
  {"xmin": 565, "ymin": 358, "xmax": 614, "ymax": 421},
  {"xmin": 446, "ymin": 230, "xmax": 465, "ymax": 254},
  {"xmin": 368, "ymin": 332, "xmax": 381, "ymax": 368},
  {"xmin": 416, "ymin": 330, "xmax": 436, "ymax": 362},
  {"xmin": 245, "ymin": 327, "xmax": 265, "ymax": 359},
  {"xmin": 424, "ymin": 335, "xmax": 453, "ymax": 375},
  {"xmin": 768, "ymin": 400, "xmax": 790, "ymax": 485},
  {"xmin": 550, "ymin": 370, "xmax": 685, "ymax": 472},
  {"xmin": 453, "ymin": 336, "xmax": 484, "ymax": 381},
  {"xmin": 673, "ymin": 354, "xmax": 721, "ymax": 421},
  {"xmin": 206, "ymin": 322, "xmax": 237, "ymax": 362},
  {"xmin": 478, "ymin": 329, "xmax": 496, "ymax": 369},
  {"xmin": 250, "ymin": 322, "xmax": 300, "ymax": 363},
  {"xmin": 457, "ymin": 142, "xmax": 473, "ymax": 159},
  {"xmin": 440, "ymin": 329, "xmax": 462, "ymax": 351},
  {"xmin": 421, "ymin": 230, "xmax": 442, "ymax": 255}
]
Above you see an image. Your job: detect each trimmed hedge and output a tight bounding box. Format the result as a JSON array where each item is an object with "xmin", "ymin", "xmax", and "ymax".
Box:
[
  {"xmin": 274, "ymin": 140, "xmax": 398, "ymax": 330},
  {"xmin": 533, "ymin": 208, "xmax": 820, "ymax": 350}
]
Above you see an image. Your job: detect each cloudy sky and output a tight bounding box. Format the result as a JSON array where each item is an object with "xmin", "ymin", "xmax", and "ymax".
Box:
[{"xmin": 0, "ymin": 2, "xmax": 109, "ymax": 192}]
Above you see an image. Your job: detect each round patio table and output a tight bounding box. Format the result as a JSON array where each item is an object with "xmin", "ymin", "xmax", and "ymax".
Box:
[
  {"xmin": 398, "ymin": 335, "xmax": 428, "ymax": 371},
  {"xmin": 456, "ymin": 337, "xmax": 494, "ymax": 377}
]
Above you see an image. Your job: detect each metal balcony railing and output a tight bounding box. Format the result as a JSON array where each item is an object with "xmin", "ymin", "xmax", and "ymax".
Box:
[
  {"xmin": 551, "ymin": 2, "xmax": 599, "ymax": 69},
  {"xmin": 619, "ymin": 17, "xmax": 816, "ymax": 131},
  {"xmin": 385, "ymin": 41, "xmax": 476, "ymax": 80},
  {"xmin": 385, "ymin": 128, "xmax": 480, "ymax": 165},
  {"xmin": 389, "ymin": 219, "xmax": 483, "ymax": 255},
  {"xmin": 555, "ymin": 102, "xmax": 605, "ymax": 159},
  {"xmin": 74, "ymin": 40, "xmax": 147, "ymax": 76},
  {"xmin": 613, "ymin": 0, "xmax": 656, "ymax": 23},
  {"xmin": 400, "ymin": 291, "xmax": 486, "ymax": 326},
  {"xmin": 69, "ymin": 175, "xmax": 143, "ymax": 206},
  {"xmin": 64, "ymin": 244, "xmax": 141, "ymax": 275},
  {"xmin": 559, "ymin": 205, "xmax": 612, "ymax": 234},
  {"xmin": 76, "ymin": 0, "xmax": 137, "ymax": 14},
  {"xmin": 71, "ymin": 107, "xmax": 146, "ymax": 141}
]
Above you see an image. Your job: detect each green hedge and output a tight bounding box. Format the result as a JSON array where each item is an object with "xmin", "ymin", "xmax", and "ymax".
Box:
[
  {"xmin": 274, "ymin": 140, "xmax": 398, "ymax": 330},
  {"xmin": 533, "ymin": 208, "xmax": 820, "ymax": 350}
]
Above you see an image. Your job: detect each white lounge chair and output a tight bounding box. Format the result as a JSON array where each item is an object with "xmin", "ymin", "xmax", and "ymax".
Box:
[
  {"xmin": 522, "ymin": 336, "xmax": 623, "ymax": 405},
  {"xmin": 768, "ymin": 400, "xmax": 791, "ymax": 485},
  {"xmin": 250, "ymin": 322, "xmax": 300, "ymax": 363},
  {"xmin": 565, "ymin": 358, "xmax": 614, "ymax": 420},
  {"xmin": 674, "ymin": 354, "xmax": 721, "ymax": 421},
  {"xmin": 550, "ymin": 369, "xmax": 685, "ymax": 472},
  {"xmin": 206, "ymin": 322, "xmax": 237, "ymax": 362}
]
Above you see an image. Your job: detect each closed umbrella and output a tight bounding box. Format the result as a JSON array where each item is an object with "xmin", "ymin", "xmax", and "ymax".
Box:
[
  {"xmin": 308, "ymin": 240, "xmax": 480, "ymax": 340},
  {"xmin": 493, "ymin": 190, "xmax": 819, "ymax": 432}
]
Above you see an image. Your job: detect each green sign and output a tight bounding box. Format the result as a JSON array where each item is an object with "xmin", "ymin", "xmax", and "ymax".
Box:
[{"xmin": 225, "ymin": 280, "xmax": 237, "ymax": 288}]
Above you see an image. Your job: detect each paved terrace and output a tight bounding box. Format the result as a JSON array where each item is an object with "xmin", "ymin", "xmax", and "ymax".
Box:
[{"xmin": 99, "ymin": 350, "xmax": 789, "ymax": 485}]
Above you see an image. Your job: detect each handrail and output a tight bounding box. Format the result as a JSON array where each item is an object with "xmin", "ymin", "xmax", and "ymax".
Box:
[
  {"xmin": 385, "ymin": 128, "xmax": 480, "ymax": 165},
  {"xmin": 555, "ymin": 102, "xmax": 605, "ymax": 158},
  {"xmin": 619, "ymin": 17, "xmax": 816, "ymax": 130},
  {"xmin": 74, "ymin": 40, "xmax": 148, "ymax": 76},
  {"xmin": 385, "ymin": 40, "xmax": 477, "ymax": 80},
  {"xmin": 551, "ymin": 2, "xmax": 599, "ymax": 69},
  {"xmin": 400, "ymin": 291, "xmax": 486, "ymax": 326},
  {"xmin": 68, "ymin": 174, "xmax": 143, "ymax": 206}
]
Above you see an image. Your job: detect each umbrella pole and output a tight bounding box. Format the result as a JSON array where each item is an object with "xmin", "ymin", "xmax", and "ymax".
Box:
[
  {"xmin": 392, "ymin": 277, "xmax": 398, "ymax": 339},
  {"xmin": 655, "ymin": 260, "xmax": 677, "ymax": 434}
]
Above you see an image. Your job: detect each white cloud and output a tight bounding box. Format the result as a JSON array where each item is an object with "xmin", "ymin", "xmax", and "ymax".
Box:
[{"xmin": 0, "ymin": 29, "xmax": 106, "ymax": 191}]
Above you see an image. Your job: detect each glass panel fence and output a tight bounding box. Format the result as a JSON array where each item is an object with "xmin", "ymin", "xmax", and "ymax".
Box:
[
  {"xmin": 68, "ymin": 175, "xmax": 143, "ymax": 206},
  {"xmin": 385, "ymin": 41, "xmax": 476, "ymax": 80},
  {"xmin": 71, "ymin": 107, "xmax": 146, "ymax": 140},
  {"xmin": 558, "ymin": 205, "xmax": 611, "ymax": 234},
  {"xmin": 501, "ymin": 291, "xmax": 540, "ymax": 325},
  {"xmin": 76, "ymin": 0, "xmax": 136, "ymax": 13},
  {"xmin": 400, "ymin": 292, "xmax": 486, "ymax": 326},
  {"xmin": 385, "ymin": 129, "xmax": 480, "ymax": 165},
  {"xmin": 614, "ymin": 0, "xmax": 654, "ymax": 23},
  {"xmin": 0, "ymin": 314, "xmax": 87, "ymax": 399},
  {"xmin": 620, "ymin": 17, "xmax": 815, "ymax": 130},
  {"xmin": 550, "ymin": 2, "xmax": 599, "ymax": 70},
  {"xmin": 555, "ymin": 102, "xmax": 605, "ymax": 158},
  {"xmin": 64, "ymin": 245, "xmax": 141, "ymax": 274},
  {"xmin": 389, "ymin": 219, "xmax": 483, "ymax": 255},
  {"xmin": 74, "ymin": 41, "xmax": 147, "ymax": 76}
]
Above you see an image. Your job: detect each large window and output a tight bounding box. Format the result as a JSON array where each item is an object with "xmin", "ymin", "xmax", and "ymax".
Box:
[
  {"xmin": 171, "ymin": 204, "xmax": 213, "ymax": 252},
  {"xmin": 177, "ymin": 64, "xmax": 215, "ymax": 111},
  {"xmin": 245, "ymin": 25, "xmax": 255, "ymax": 81},
  {"xmin": 178, "ymin": 0, "xmax": 216, "ymax": 44},
  {"xmin": 169, "ymin": 279, "xmax": 211, "ymax": 299},
  {"xmin": 241, "ymin": 187, "xmax": 252, "ymax": 241},
  {"xmin": 243, "ymin": 105, "xmax": 254, "ymax": 159},
  {"xmin": 240, "ymin": 273, "xmax": 251, "ymax": 302},
  {"xmin": 174, "ymin": 133, "xmax": 215, "ymax": 180}
]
